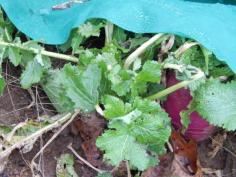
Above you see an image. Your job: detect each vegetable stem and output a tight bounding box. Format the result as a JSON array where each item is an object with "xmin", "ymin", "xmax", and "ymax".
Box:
[
  {"xmin": 0, "ymin": 40, "xmax": 78, "ymax": 63},
  {"xmin": 95, "ymin": 104, "xmax": 104, "ymax": 116},
  {"xmin": 124, "ymin": 33, "xmax": 164, "ymax": 69},
  {"xmin": 105, "ymin": 21, "xmax": 114, "ymax": 44},
  {"xmin": 147, "ymin": 69, "xmax": 204, "ymax": 100}
]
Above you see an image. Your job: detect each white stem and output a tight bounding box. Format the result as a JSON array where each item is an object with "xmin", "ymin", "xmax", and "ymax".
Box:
[
  {"xmin": 105, "ymin": 21, "xmax": 114, "ymax": 44},
  {"xmin": 124, "ymin": 33, "xmax": 164, "ymax": 69},
  {"xmin": 95, "ymin": 104, "xmax": 104, "ymax": 116}
]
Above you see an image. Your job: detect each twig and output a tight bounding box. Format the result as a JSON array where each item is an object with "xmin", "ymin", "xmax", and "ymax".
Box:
[
  {"xmin": 210, "ymin": 137, "xmax": 236, "ymax": 158},
  {"xmin": 0, "ymin": 40, "xmax": 78, "ymax": 63},
  {"xmin": 67, "ymin": 143, "xmax": 104, "ymax": 174},
  {"xmin": 126, "ymin": 161, "xmax": 132, "ymax": 177},
  {"xmin": 27, "ymin": 88, "xmax": 35, "ymax": 109},
  {"xmin": 30, "ymin": 110, "xmax": 80, "ymax": 175},
  {"xmin": 0, "ymin": 113, "xmax": 73, "ymax": 174},
  {"xmin": 5, "ymin": 121, "xmax": 28, "ymax": 142},
  {"xmin": 0, "ymin": 113, "xmax": 72, "ymax": 161},
  {"xmin": 124, "ymin": 33, "xmax": 164, "ymax": 69}
]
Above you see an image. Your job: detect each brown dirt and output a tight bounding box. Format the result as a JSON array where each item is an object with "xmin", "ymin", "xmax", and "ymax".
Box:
[{"xmin": 0, "ymin": 64, "xmax": 103, "ymax": 177}]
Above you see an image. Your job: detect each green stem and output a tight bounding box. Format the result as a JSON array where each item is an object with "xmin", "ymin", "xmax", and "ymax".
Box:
[
  {"xmin": 147, "ymin": 68, "xmax": 204, "ymax": 100},
  {"xmin": 105, "ymin": 21, "xmax": 114, "ymax": 44},
  {"xmin": 124, "ymin": 33, "xmax": 164, "ymax": 69},
  {"xmin": 0, "ymin": 40, "xmax": 78, "ymax": 63}
]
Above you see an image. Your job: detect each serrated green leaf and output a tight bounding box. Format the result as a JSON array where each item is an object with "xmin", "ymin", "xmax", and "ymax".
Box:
[
  {"xmin": 20, "ymin": 59, "xmax": 43, "ymax": 89},
  {"xmin": 133, "ymin": 97, "xmax": 162, "ymax": 114},
  {"xmin": 8, "ymin": 46, "xmax": 21, "ymax": 66},
  {"xmin": 192, "ymin": 79, "xmax": 236, "ymax": 130},
  {"xmin": 107, "ymin": 64, "xmax": 133, "ymax": 97},
  {"xmin": 129, "ymin": 113, "xmax": 171, "ymax": 148},
  {"xmin": 71, "ymin": 34, "xmax": 84, "ymax": 54},
  {"xmin": 61, "ymin": 63, "xmax": 101, "ymax": 112},
  {"xmin": 113, "ymin": 26, "xmax": 127, "ymax": 43},
  {"xmin": 96, "ymin": 52, "xmax": 118, "ymax": 68},
  {"xmin": 113, "ymin": 109, "xmax": 142, "ymax": 124},
  {"xmin": 42, "ymin": 70, "xmax": 74, "ymax": 113},
  {"xmin": 0, "ymin": 73, "xmax": 5, "ymax": 95},
  {"xmin": 96, "ymin": 129, "xmax": 155, "ymax": 171},
  {"xmin": 136, "ymin": 61, "xmax": 161, "ymax": 83},
  {"xmin": 56, "ymin": 154, "xmax": 78, "ymax": 177},
  {"xmin": 78, "ymin": 21, "xmax": 104, "ymax": 38},
  {"xmin": 103, "ymin": 95, "xmax": 126, "ymax": 119},
  {"xmin": 111, "ymin": 80, "xmax": 132, "ymax": 97}
]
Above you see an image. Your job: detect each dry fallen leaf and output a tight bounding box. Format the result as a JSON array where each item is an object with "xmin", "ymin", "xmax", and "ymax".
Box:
[
  {"xmin": 73, "ymin": 112, "xmax": 106, "ymax": 167},
  {"xmin": 170, "ymin": 131, "xmax": 198, "ymax": 175}
]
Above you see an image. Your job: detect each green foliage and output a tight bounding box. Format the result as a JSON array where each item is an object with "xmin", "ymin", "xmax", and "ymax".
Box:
[
  {"xmin": 102, "ymin": 95, "xmax": 126, "ymax": 119},
  {"xmin": 79, "ymin": 21, "xmax": 104, "ymax": 38},
  {"xmin": 112, "ymin": 26, "xmax": 127, "ymax": 43},
  {"xmin": 0, "ymin": 73, "xmax": 5, "ymax": 95},
  {"xmin": 192, "ymin": 79, "xmax": 236, "ymax": 130},
  {"xmin": 8, "ymin": 46, "xmax": 21, "ymax": 66},
  {"xmin": 60, "ymin": 63, "xmax": 101, "ymax": 112},
  {"xmin": 42, "ymin": 70, "xmax": 74, "ymax": 113},
  {"xmin": 1, "ymin": 14, "xmax": 236, "ymax": 174},
  {"xmin": 136, "ymin": 61, "xmax": 161, "ymax": 83},
  {"xmin": 20, "ymin": 55, "xmax": 51, "ymax": 89},
  {"xmin": 96, "ymin": 128, "xmax": 156, "ymax": 171},
  {"xmin": 97, "ymin": 97, "xmax": 171, "ymax": 170},
  {"xmin": 56, "ymin": 154, "xmax": 78, "ymax": 177}
]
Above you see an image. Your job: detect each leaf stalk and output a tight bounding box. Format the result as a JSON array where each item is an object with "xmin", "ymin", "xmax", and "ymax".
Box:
[
  {"xmin": 0, "ymin": 40, "xmax": 78, "ymax": 62},
  {"xmin": 147, "ymin": 67, "xmax": 204, "ymax": 100},
  {"xmin": 124, "ymin": 33, "xmax": 164, "ymax": 69}
]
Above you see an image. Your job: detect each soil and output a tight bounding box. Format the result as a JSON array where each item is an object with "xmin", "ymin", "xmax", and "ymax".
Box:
[{"xmin": 1, "ymin": 64, "xmax": 236, "ymax": 177}]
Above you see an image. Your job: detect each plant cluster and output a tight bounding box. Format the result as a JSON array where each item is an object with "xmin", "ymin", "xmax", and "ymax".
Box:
[{"xmin": 0, "ymin": 9, "xmax": 236, "ymax": 175}]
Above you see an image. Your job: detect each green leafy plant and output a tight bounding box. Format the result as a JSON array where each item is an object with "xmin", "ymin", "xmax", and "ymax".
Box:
[{"xmin": 0, "ymin": 7, "xmax": 236, "ymax": 175}]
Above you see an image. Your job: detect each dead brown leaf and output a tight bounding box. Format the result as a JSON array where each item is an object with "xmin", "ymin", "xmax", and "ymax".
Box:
[{"xmin": 72, "ymin": 112, "xmax": 106, "ymax": 168}]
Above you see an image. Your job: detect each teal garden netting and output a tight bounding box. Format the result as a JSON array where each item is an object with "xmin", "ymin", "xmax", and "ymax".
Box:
[{"xmin": 0, "ymin": 0, "xmax": 236, "ymax": 72}]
